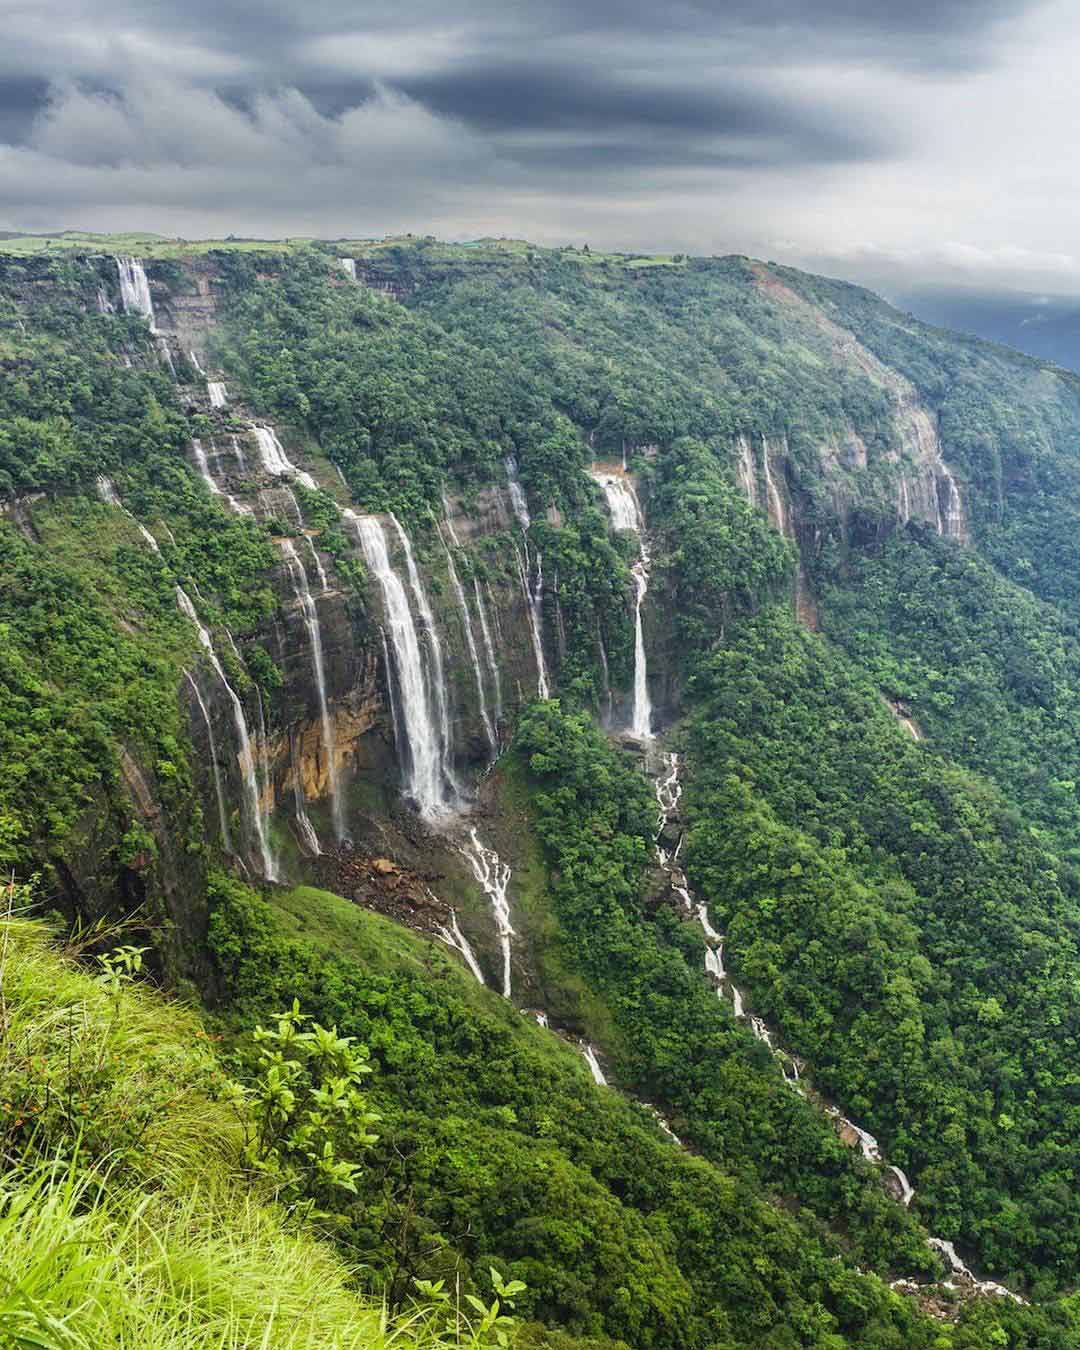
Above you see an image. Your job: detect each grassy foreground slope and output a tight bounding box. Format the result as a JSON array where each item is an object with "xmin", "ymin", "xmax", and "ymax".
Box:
[{"xmin": 0, "ymin": 913, "xmax": 504, "ymax": 1349}]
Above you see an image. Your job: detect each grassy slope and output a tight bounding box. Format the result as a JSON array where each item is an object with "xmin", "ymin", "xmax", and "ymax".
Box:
[{"xmin": 0, "ymin": 917, "xmax": 447, "ymax": 1348}]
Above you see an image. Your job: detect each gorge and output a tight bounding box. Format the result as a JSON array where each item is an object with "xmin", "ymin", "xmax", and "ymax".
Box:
[{"xmin": 4, "ymin": 235, "xmax": 1080, "ymax": 1349}]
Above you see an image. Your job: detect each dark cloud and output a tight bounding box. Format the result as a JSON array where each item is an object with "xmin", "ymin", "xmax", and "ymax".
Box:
[{"xmin": 0, "ymin": 77, "xmax": 49, "ymax": 145}]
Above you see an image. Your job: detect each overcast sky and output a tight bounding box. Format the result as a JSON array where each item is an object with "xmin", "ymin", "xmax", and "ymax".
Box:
[{"xmin": 4, "ymin": 0, "xmax": 1080, "ymax": 299}]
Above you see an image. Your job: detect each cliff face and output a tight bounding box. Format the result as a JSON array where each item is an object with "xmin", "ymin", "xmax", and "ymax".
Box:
[{"xmin": 0, "ymin": 242, "xmax": 1048, "ymax": 973}]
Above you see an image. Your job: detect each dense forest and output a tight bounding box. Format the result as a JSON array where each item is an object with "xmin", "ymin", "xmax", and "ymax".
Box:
[{"xmin": 3, "ymin": 232, "xmax": 1080, "ymax": 1346}]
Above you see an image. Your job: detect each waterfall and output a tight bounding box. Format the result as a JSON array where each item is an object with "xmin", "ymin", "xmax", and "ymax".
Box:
[
  {"xmin": 96, "ymin": 476, "xmax": 161, "ymax": 554},
  {"xmin": 115, "ymin": 256, "xmax": 155, "ymax": 325},
  {"xmin": 191, "ymin": 439, "xmax": 223, "ymax": 497},
  {"xmin": 472, "ymin": 578, "xmax": 504, "ymax": 728},
  {"xmin": 347, "ymin": 512, "xmax": 451, "ymax": 817},
  {"xmin": 897, "ymin": 474, "xmax": 912, "ymax": 526},
  {"xmin": 306, "ymin": 537, "xmax": 329, "ymax": 592},
  {"xmin": 442, "ymin": 493, "xmax": 463, "ymax": 547},
  {"xmin": 280, "ymin": 539, "xmax": 346, "ymax": 844},
  {"xmin": 231, "ymin": 435, "xmax": 248, "ymax": 473},
  {"xmin": 379, "ymin": 627, "xmax": 403, "ymax": 761},
  {"xmin": 340, "ymin": 258, "xmax": 357, "ymax": 280},
  {"xmin": 761, "ymin": 437, "xmax": 787, "ymax": 535},
  {"xmin": 735, "ymin": 435, "xmax": 757, "ymax": 507},
  {"xmin": 437, "ymin": 909, "xmax": 486, "ymax": 985},
  {"xmin": 95, "ymin": 475, "xmax": 121, "ymax": 506},
  {"xmin": 184, "ymin": 671, "xmax": 233, "ymax": 852},
  {"xmin": 208, "ymin": 381, "xmax": 228, "ymax": 408},
  {"xmin": 442, "ymin": 540, "xmax": 496, "ymax": 753},
  {"xmin": 591, "ymin": 471, "xmax": 652, "ymax": 740},
  {"xmin": 581, "ymin": 1043, "xmax": 607, "ymax": 1086},
  {"xmin": 516, "ymin": 544, "xmax": 550, "ymax": 698},
  {"xmin": 175, "ymin": 586, "xmax": 277, "ymax": 879},
  {"xmin": 505, "ymin": 456, "xmax": 531, "ymax": 528},
  {"xmin": 939, "ymin": 467, "xmax": 965, "ymax": 539},
  {"xmin": 259, "ymin": 487, "xmax": 303, "ymax": 528},
  {"xmin": 390, "ymin": 515, "xmax": 457, "ymax": 797},
  {"xmin": 461, "ymin": 828, "xmax": 514, "ymax": 997},
  {"xmin": 887, "ymin": 1165, "xmax": 915, "ymax": 1207},
  {"xmin": 252, "ymin": 426, "xmax": 317, "ymax": 490},
  {"xmin": 189, "ymin": 350, "xmax": 204, "ymax": 375}
]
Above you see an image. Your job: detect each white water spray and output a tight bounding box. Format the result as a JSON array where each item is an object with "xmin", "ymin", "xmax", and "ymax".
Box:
[
  {"xmin": 461, "ymin": 827, "xmax": 514, "ymax": 998},
  {"xmin": 591, "ymin": 470, "xmax": 652, "ymax": 739},
  {"xmin": 175, "ymin": 586, "xmax": 276, "ymax": 878}
]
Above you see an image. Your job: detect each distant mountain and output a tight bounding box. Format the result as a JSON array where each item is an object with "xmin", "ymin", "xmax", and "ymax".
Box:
[{"xmin": 896, "ymin": 283, "xmax": 1080, "ymax": 373}]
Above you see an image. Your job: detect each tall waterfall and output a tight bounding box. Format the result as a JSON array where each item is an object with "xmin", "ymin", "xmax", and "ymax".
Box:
[
  {"xmin": 472, "ymin": 578, "xmax": 503, "ymax": 728},
  {"xmin": 340, "ymin": 258, "xmax": 357, "ymax": 280},
  {"xmin": 184, "ymin": 671, "xmax": 233, "ymax": 852},
  {"xmin": 191, "ymin": 439, "xmax": 223, "ymax": 497},
  {"xmin": 761, "ymin": 437, "xmax": 787, "ymax": 535},
  {"xmin": 591, "ymin": 471, "xmax": 652, "ymax": 740},
  {"xmin": 939, "ymin": 466, "xmax": 965, "ymax": 539},
  {"xmin": 390, "ymin": 515, "xmax": 457, "ymax": 796},
  {"xmin": 305, "ymin": 537, "xmax": 329, "ymax": 592},
  {"xmin": 461, "ymin": 828, "xmax": 515, "ymax": 997},
  {"xmin": 347, "ymin": 512, "xmax": 452, "ymax": 817},
  {"xmin": 735, "ymin": 435, "xmax": 757, "ymax": 507},
  {"xmin": 515, "ymin": 545, "xmax": 550, "ymax": 699},
  {"xmin": 505, "ymin": 455, "xmax": 531, "ymax": 528},
  {"xmin": 280, "ymin": 539, "xmax": 346, "ymax": 844},
  {"xmin": 208, "ymin": 381, "xmax": 228, "ymax": 408},
  {"xmin": 175, "ymin": 586, "xmax": 277, "ymax": 879},
  {"xmin": 116, "ymin": 256, "xmax": 155, "ymax": 325},
  {"xmin": 442, "ymin": 539, "xmax": 496, "ymax": 752},
  {"xmin": 252, "ymin": 427, "xmax": 317, "ymax": 490}
]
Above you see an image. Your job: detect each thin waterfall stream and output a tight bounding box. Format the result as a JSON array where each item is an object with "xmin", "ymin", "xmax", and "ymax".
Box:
[
  {"xmin": 653, "ymin": 748, "xmax": 1024, "ymax": 1302},
  {"xmin": 590, "ymin": 469, "xmax": 652, "ymax": 739},
  {"xmin": 175, "ymin": 586, "xmax": 277, "ymax": 879}
]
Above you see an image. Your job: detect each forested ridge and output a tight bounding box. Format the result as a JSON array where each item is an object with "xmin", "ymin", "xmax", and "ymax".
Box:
[{"xmin": 3, "ymin": 233, "xmax": 1080, "ymax": 1345}]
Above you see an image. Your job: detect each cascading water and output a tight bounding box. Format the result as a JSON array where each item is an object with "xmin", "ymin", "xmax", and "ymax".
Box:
[
  {"xmin": 280, "ymin": 539, "xmax": 346, "ymax": 844},
  {"xmin": 735, "ymin": 434, "xmax": 757, "ymax": 507},
  {"xmin": 192, "ymin": 439, "xmax": 223, "ymax": 497},
  {"xmin": 581, "ymin": 1043, "xmax": 607, "ymax": 1085},
  {"xmin": 306, "ymin": 537, "xmax": 329, "ymax": 592},
  {"xmin": 116, "ymin": 256, "xmax": 155, "ymax": 325},
  {"xmin": 208, "ymin": 381, "xmax": 228, "ymax": 408},
  {"xmin": 259, "ymin": 487, "xmax": 303, "ymax": 528},
  {"xmin": 437, "ymin": 908, "xmax": 486, "ymax": 985},
  {"xmin": 442, "ymin": 539, "xmax": 496, "ymax": 753},
  {"xmin": 184, "ymin": 671, "xmax": 233, "ymax": 852},
  {"xmin": 340, "ymin": 258, "xmax": 357, "ymax": 280},
  {"xmin": 252, "ymin": 426, "xmax": 317, "ymax": 490},
  {"xmin": 761, "ymin": 437, "xmax": 787, "ymax": 535},
  {"xmin": 347, "ymin": 512, "xmax": 451, "ymax": 817},
  {"xmin": 472, "ymin": 578, "xmax": 503, "ymax": 728},
  {"xmin": 231, "ymin": 435, "xmax": 248, "ymax": 473},
  {"xmin": 390, "ymin": 514, "xmax": 457, "ymax": 796},
  {"xmin": 189, "ymin": 350, "xmax": 204, "ymax": 375},
  {"xmin": 461, "ymin": 827, "xmax": 514, "ymax": 998},
  {"xmin": 379, "ymin": 627, "xmax": 403, "ymax": 761},
  {"xmin": 175, "ymin": 586, "xmax": 277, "ymax": 879},
  {"xmin": 939, "ymin": 467, "xmax": 965, "ymax": 539},
  {"xmin": 591, "ymin": 471, "xmax": 652, "ymax": 739},
  {"xmin": 515, "ymin": 544, "xmax": 550, "ymax": 699},
  {"xmin": 505, "ymin": 455, "xmax": 531, "ymax": 528}
]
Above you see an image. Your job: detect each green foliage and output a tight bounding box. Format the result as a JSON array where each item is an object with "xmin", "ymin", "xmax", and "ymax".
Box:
[{"xmin": 230, "ymin": 1000, "xmax": 381, "ymax": 1220}]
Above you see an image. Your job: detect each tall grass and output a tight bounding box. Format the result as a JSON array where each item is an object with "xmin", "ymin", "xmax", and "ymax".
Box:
[{"xmin": 0, "ymin": 919, "xmax": 463, "ymax": 1348}]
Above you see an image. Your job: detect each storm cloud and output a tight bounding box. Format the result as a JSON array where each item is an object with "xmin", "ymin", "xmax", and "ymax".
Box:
[{"xmin": 3, "ymin": 0, "xmax": 1079, "ymax": 302}]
